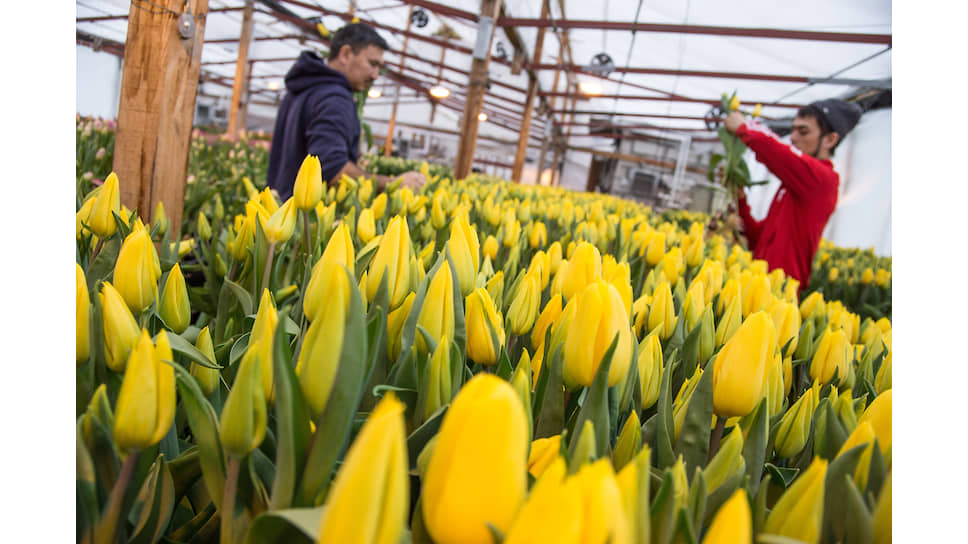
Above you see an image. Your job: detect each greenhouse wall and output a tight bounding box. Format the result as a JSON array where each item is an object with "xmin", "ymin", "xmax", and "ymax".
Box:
[{"xmin": 76, "ymin": 45, "xmax": 122, "ymax": 119}]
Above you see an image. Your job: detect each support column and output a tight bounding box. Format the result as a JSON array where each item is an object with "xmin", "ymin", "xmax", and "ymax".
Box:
[
  {"xmin": 114, "ymin": 0, "xmax": 210, "ymax": 237},
  {"xmin": 510, "ymin": 0, "xmax": 549, "ymax": 183},
  {"xmin": 227, "ymin": 0, "xmax": 255, "ymax": 139},
  {"xmin": 454, "ymin": 0, "xmax": 503, "ymax": 180},
  {"xmin": 385, "ymin": 4, "xmax": 414, "ymax": 156}
]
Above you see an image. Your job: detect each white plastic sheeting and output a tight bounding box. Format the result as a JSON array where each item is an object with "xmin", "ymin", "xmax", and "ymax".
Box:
[{"xmin": 741, "ymin": 108, "xmax": 891, "ymax": 256}]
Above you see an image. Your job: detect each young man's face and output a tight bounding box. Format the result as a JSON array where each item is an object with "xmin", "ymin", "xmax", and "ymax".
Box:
[
  {"xmin": 338, "ymin": 44, "xmax": 385, "ymax": 92},
  {"xmin": 790, "ymin": 115, "xmax": 824, "ymax": 157}
]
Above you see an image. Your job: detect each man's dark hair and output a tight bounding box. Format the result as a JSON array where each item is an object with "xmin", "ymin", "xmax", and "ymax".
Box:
[
  {"xmin": 327, "ymin": 23, "xmax": 390, "ymax": 61},
  {"xmin": 796, "ymin": 104, "xmax": 840, "ymax": 154},
  {"xmin": 796, "ymin": 99, "xmax": 863, "ymax": 156}
]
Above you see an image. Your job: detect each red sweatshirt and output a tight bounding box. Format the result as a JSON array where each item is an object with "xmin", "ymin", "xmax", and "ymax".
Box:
[{"xmin": 734, "ymin": 121, "xmax": 839, "ymax": 289}]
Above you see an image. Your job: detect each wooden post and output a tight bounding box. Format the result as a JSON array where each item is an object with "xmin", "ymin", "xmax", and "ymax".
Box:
[
  {"xmin": 454, "ymin": 0, "xmax": 503, "ymax": 180},
  {"xmin": 114, "ymin": 0, "xmax": 210, "ymax": 238},
  {"xmin": 227, "ymin": 0, "xmax": 255, "ymax": 139},
  {"xmin": 510, "ymin": 0, "xmax": 549, "ymax": 183},
  {"xmin": 385, "ymin": 5, "xmax": 414, "ymax": 156}
]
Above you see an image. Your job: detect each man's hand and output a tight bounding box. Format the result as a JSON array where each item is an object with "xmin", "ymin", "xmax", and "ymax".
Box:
[
  {"xmin": 724, "ymin": 111, "xmax": 745, "ymax": 135},
  {"xmin": 398, "ymin": 171, "xmax": 428, "ymax": 191}
]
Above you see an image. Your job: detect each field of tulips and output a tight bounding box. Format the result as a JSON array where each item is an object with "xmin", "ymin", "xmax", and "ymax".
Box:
[
  {"xmin": 806, "ymin": 242, "xmax": 891, "ymax": 322},
  {"xmin": 77, "ymin": 137, "xmax": 891, "ymax": 543}
]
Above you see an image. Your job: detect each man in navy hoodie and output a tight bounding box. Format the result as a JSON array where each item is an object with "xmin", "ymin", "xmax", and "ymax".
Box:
[{"xmin": 267, "ymin": 23, "xmax": 426, "ymax": 199}]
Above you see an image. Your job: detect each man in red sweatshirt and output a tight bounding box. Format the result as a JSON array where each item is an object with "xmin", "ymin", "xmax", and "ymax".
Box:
[{"xmin": 724, "ymin": 98, "xmax": 863, "ymax": 290}]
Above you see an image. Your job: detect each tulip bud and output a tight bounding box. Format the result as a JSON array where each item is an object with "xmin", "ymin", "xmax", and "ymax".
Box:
[
  {"xmin": 771, "ymin": 299, "xmax": 801, "ymax": 357},
  {"xmin": 356, "ymin": 207, "xmax": 376, "ymax": 245},
  {"xmin": 573, "ymin": 459, "xmax": 630, "ymax": 544},
  {"xmin": 386, "ymin": 292, "xmax": 416, "ymax": 362},
  {"xmin": 603, "ymin": 259, "xmax": 632, "ymax": 318},
  {"xmin": 643, "ymin": 231, "xmax": 665, "ymax": 266},
  {"xmin": 507, "ymin": 269, "xmax": 541, "ymax": 336},
  {"xmin": 712, "ymin": 311, "xmax": 777, "ymax": 418},
  {"xmin": 303, "ymin": 226, "xmax": 354, "ymax": 319},
  {"xmin": 799, "ymin": 291, "xmax": 826, "ymax": 321},
  {"xmin": 504, "ymin": 457, "xmax": 582, "ymax": 544},
  {"xmin": 88, "ymin": 172, "xmax": 121, "ymax": 238},
  {"xmin": 194, "ymin": 212, "xmax": 212, "ymax": 241},
  {"xmin": 156, "ymin": 263, "xmax": 191, "ymax": 334},
  {"xmin": 151, "ymin": 200, "xmax": 169, "ymax": 237},
  {"xmin": 482, "ymin": 235, "xmax": 499, "ymax": 261},
  {"xmin": 631, "ymin": 294, "xmax": 650, "ymax": 339},
  {"xmin": 810, "ymin": 327, "xmax": 850, "ymax": 386},
  {"xmin": 836, "ymin": 420, "xmax": 876, "ymax": 489},
  {"xmin": 563, "ymin": 281, "xmax": 634, "ymax": 388},
  {"xmin": 660, "ymin": 247, "xmax": 684, "ymax": 286},
  {"xmin": 528, "ymin": 221, "xmax": 547, "ymax": 249},
  {"xmin": 447, "ymin": 213, "xmax": 480, "ymax": 297},
  {"xmin": 510, "ymin": 354, "xmax": 533, "ymax": 440},
  {"xmin": 317, "ymin": 393, "xmax": 408, "ymax": 543},
  {"xmin": 859, "ymin": 389, "xmax": 891, "ymax": 456},
  {"xmin": 423, "ymin": 375, "xmax": 528, "ymax": 544},
  {"xmin": 548, "ymin": 241, "xmax": 563, "ymax": 275},
  {"xmin": 220, "ymin": 341, "xmax": 268, "ymax": 457},
  {"xmin": 704, "ymin": 488, "xmax": 752, "ymax": 544},
  {"xmin": 741, "ymin": 274, "xmax": 772, "ymax": 318},
  {"xmin": 528, "ymin": 435, "xmax": 563, "ymax": 479},
  {"xmin": 416, "ymin": 264, "xmax": 456, "ymax": 356},
  {"xmin": 611, "ymin": 410, "xmax": 641, "ymax": 471},
  {"xmin": 431, "ymin": 194, "xmax": 447, "ymax": 230},
  {"xmin": 485, "ymin": 270, "xmax": 505, "ymax": 309},
  {"xmin": 248, "ymin": 289, "xmax": 278, "ymax": 403},
  {"xmin": 263, "ymin": 197, "xmax": 298, "ymax": 245},
  {"xmin": 425, "ymin": 339, "xmax": 454, "ymax": 420},
  {"xmin": 296, "ymin": 272, "xmax": 349, "ymax": 419},
  {"xmin": 228, "ymin": 215, "xmax": 255, "ymax": 262},
  {"xmin": 113, "ymin": 227, "xmax": 161, "ymax": 314},
  {"xmin": 366, "ymin": 216, "xmax": 414, "ymax": 309},
  {"xmin": 716, "ymin": 277, "xmax": 742, "ymax": 317},
  {"xmin": 697, "ymin": 304, "xmax": 716, "ymax": 365},
  {"xmin": 99, "ymin": 282, "xmax": 142, "ymax": 372},
  {"xmin": 638, "ymin": 331, "xmax": 663, "ymax": 410},
  {"xmin": 729, "ymin": 95, "xmax": 741, "ymax": 111},
  {"xmin": 647, "ymin": 281, "xmax": 677, "ymax": 341},
  {"xmin": 113, "ymin": 330, "xmax": 176, "ymax": 450},
  {"xmin": 774, "ymin": 384, "xmax": 819, "ymax": 458},
  {"xmin": 531, "ymin": 294, "xmax": 563, "ymax": 350},
  {"xmin": 683, "ymin": 280, "xmax": 705, "ymax": 332},
  {"xmin": 465, "ymin": 287, "xmax": 505, "ymax": 366},
  {"xmin": 77, "ymin": 264, "xmax": 91, "ymax": 365},
  {"xmin": 704, "ymin": 425, "xmax": 745, "ymax": 493},
  {"xmin": 293, "ymin": 155, "xmax": 323, "ymax": 211},
  {"xmin": 190, "ymin": 326, "xmax": 220, "ymax": 397},
  {"xmin": 763, "ymin": 457, "xmax": 827, "ymax": 542},
  {"xmin": 873, "ymin": 472, "xmax": 891, "ymax": 543},
  {"xmin": 371, "ymin": 191, "xmax": 388, "ymax": 220},
  {"xmin": 562, "ymin": 242, "xmax": 602, "ymax": 300},
  {"xmin": 672, "ymin": 367, "xmax": 703, "ymax": 441}
]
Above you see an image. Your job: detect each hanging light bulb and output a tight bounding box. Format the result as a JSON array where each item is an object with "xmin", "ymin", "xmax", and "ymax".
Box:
[
  {"xmin": 429, "ymin": 86, "xmax": 450, "ymax": 99},
  {"xmin": 267, "ymin": 81, "xmax": 280, "ymax": 91},
  {"xmin": 578, "ymin": 81, "xmax": 604, "ymax": 96},
  {"xmin": 368, "ymin": 88, "xmax": 382, "ymax": 98},
  {"xmin": 478, "ymin": 112, "xmax": 488, "ymax": 122}
]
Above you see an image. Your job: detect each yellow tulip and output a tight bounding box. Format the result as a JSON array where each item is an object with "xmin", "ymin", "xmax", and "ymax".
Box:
[
  {"xmin": 386, "ymin": 292, "xmax": 415, "ymax": 362},
  {"xmin": 810, "ymin": 327, "xmax": 851, "ymax": 386},
  {"xmin": 684, "ymin": 233, "xmax": 705, "ymax": 268},
  {"xmin": 752, "ymin": 103, "xmax": 763, "ymax": 118},
  {"xmin": 716, "ymin": 277, "xmax": 742, "ymax": 317},
  {"xmin": 248, "ymin": 289, "xmax": 278, "ymax": 403},
  {"xmin": 316, "ymin": 393, "xmax": 408, "ymax": 544},
  {"xmin": 770, "ymin": 299, "xmax": 801, "ymax": 357},
  {"xmin": 304, "ymin": 224, "xmax": 354, "ymax": 320},
  {"xmin": 113, "ymin": 330, "xmax": 176, "ymax": 450},
  {"xmin": 464, "ymin": 287, "xmax": 505, "ymax": 366},
  {"xmin": 528, "ymin": 221, "xmax": 547, "ymax": 248},
  {"xmin": 800, "ymin": 291, "xmax": 826, "ymax": 321},
  {"xmin": 113, "ymin": 227, "xmax": 160, "ymax": 314},
  {"xmin": 228, "ymin": 214, "xmax": 255, "ymax": 261},
  {"xmin": 563, "ymin": 281, "xmax": 634, "ymax": 388},
  {"xmin": 422, "ymin": 374, "xmax": 528, "ymax": 544},
  {"xmin": 547, "ymin": 241, "xmax": 563, "ymax": 275},
  {"xmin": 190, "ymin": 326, "xmax": 220, "ymax": 397},
  {"xmin": 507, "ymin": 269, "xmax": 541, "ymax": 336},
  {"xmin": 447, "ymin": 212, "xmax": 480, "ymax": 297},
  {"xmin": 703, "ymin": 489, "xmax": 751, "ymax": 544},
  {"xmin": 647, "ymin": 281, "xmax": 677, "ymax": 341},
  {"xmin": 76, "ymin": 196, "xmax": 97, "ymax": 239},
  {"xmin": 527, "ymin": 435, "xmax": 562, "ymax": 479},
  {"xmin": 485, "ymin": 270, "xmax": 505, "ymax": 309},
  {"xmin": 504, "ymin": 457, "xmax": 582, "ymax": 544},
  {"xmin": 673, "ymin": 367, "xmax": 704, "ymax": 441},
  {"xmin": 638, "ymin": 331, "xmax": 663, "ymax": 410},
  {"xmin": 158, "ymin": 263, "xmax": 190, "ymax": 334},
  {"xmin": 357, "ymin": 207, "xmax": 376, "ymax": 244},
  {"xmin": 366, "ymin": 216, "xmax": 413, "ymax": 309},
  {"xmin": 76, "ymin": 264, "xmax": 90, "ymax": 365},
  {"xmin": 293, "ymin": 155, "xmax": 323, "ymax": 211},
  {"xmin": 603, "ymin": 259, "xmax": 632, "ymax": 318},
  {"xmin": 695, "ymin": 259, "xmax": 724, "ymax": 306},
  {"xmin": 264, "ymin": 197, "xmax": 298, "ymax": 245},
  {"xmin": 528, "ymin": 250, "xmax": 551, "ymax": 291},
  {"xmin": 859, "ymin": 389, "xmax": 891, "ymax": 455},
  {"xmin": 99, "ymin": 282, "xmax": 141, "ymax": 372},
  {"xmin": 660, "ymin": 247, "xmax": 684, "ymax": 286},
  {"xmin": 562, "ymin": 241, "xmax": 602, "ymax": 300},
  {"xmin": 643, "ymin": 231, "xmax": 665, "ymax": 267},
  {"xmin": 531, "ymin": 294, "xmax": 563, "ymax": 350},
  {"xmin": 220, "ymin": 340, "xmax": 268, "ymax": 458},
  {"xmin": 774, "ymin": 383, "xmax": 819, "ymax": 458},
  {"xmin": 741, "ymin": 274, "xmax": 772, "ymax": 318},
  {"xmin": 416, "ymin": 264, "xmax": 455, "ymax": 356},
  {"xmin": 296, "ymin": 272, "xmax": 349, "ymax": 419},
  {"xmin": 836, "ymin": 420, "xmax": 876, "ymax": 489},
  {"xmin": 151, "ymin": 200, "xmax": 168, "ymax": 237},
  {"xmin": 482, "ymin": 235, "xmax": 499, "ymax": 261},
  {"xmin": 873, "ymin": 472, "xmax": 891, "ymax": 544},
  {"xmin": 712, "ymin": 311, "xmax": 777, "ymax": 418},
  {"xmin": 729, "ymin": 95, "xmax": 740, "ymax": 111},
  {"xmin": 683, "ymin": 280, "xmax": 705, "ymax": 332},
  {"xmin": 573, "ymin": 459, "xmax": 630, "ymax": 544},
  {"xmin": 763, "ymin": 458, "xmax": 827, "ymax": 542},
  {"xmin": 704, "ymin": 426, "xmax": 745, "ymax": 493},
  {"xmin": 611, "ymin": 410, "xmax": 641, "ymax": 471},
  {"xmin": 88, "ymin": 171, "xmax": 121, "ymax": 238}
]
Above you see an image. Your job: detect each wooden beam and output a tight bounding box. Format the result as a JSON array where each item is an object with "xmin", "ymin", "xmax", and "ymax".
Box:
[
  {"xmin": 385, "ymin": 5, "xmax": 415, "ymax": 156},
  {"xmin": 511, "ymin": 0, "xmax": 549, "ymax": 182},
  {"xmin": 227, "ymin": 0, "xmax": 256, "ymax": 139},
  {"xmin": 114, "ymin": 0, "xmax": 210, "ymax": 238},
  {"xmin": 454, "ymin": 0, "xmax": 503, "ymax": 180}
]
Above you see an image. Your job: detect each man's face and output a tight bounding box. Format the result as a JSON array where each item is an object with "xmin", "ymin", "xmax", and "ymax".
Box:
[
  {"xmin": 340, "ymin": 44, "xmax": 384, "ymax": 92},
  {"xmin": 790, "ymin": 115, "xmax": 824, "ymax": 157}
]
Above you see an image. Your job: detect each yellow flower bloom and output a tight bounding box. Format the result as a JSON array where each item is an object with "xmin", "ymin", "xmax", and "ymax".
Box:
[
  {"xmin": 504, "ymin": 457, "xmax": 582, "ymax": 544},
  {"xmin": 113, "ymin": 330, "xmax": 176, "ymax": 450},
  {"xmin": 293, "ymin": 155, "xmax": 323, "ymax": 211},
  {"xmin": 562, "ymin": 241, "xmax": 602, "ymax": 300},
  {"xmin": 99, "ymin": 282, "xmax": 141, "ymax": 372},
  {"xmin": 304, "ymin": 223, "xmax": 354, "ymax": 320},
  {"xmin": 190, "ymin": 326, "xmax": 220, "ymax": 397},
  {"xmin": 763, "ymin": 458, "xmax": 827, "ymax": 543},
  {"xmin": 482, "ymin": 235, "xmax": 499, "ymax": 261},
  {"xmin": 638, "ymin": 332, "xmax": 663, "ymax": 410},
  {"xmin": 507, "ymin": 270, "xmax": 541, "ymax": 336},
  {"xmin": 647, "ymin": 281, "xmax": 677, "ymax": 341},
  {"xmin": 712, "ymin": 311, "xmax": 777, "ymax": 418},
  {"xmin": 88, "ymin": 172, "xmax": 121, "ymax": 238},
  {"xmin": 563, "ymin": 280, "xmax": 634, "ymax": 388},
  {"xmin": 703, "ymin": 489, "xmax": 751, "ymax": 544},
  {"xmin": 810, "ymin": 327, "xmax": 851, "ymax": 386},
  {"xmin": 447, "ymin": 212, "xmax": 480, "ymax": 297},
  {"xmin": 416, "ymin": 264, "xmax": 455, "ymax": 356},
  {"xmin": 113, "ymin": 227, "xmax": 161, "ymax": 314},
  {"xmin": 158, "ymin": 263, "xmax": 190, "ymax": 334},
  {"xmin": 357, "ymin": 207, "xmax": 376, "ymax": 244},
  {"xmin": 76, "ymin": 264, "xmax": 90, "ymax": 365},
  {"xmin": 366, "ymin": 216, "xmax": 413, "ymax": 309},
  {"xmin": 386, "ymin": 292, "xmax": 415, "ymax": 362},
  {"xmin": 220, "ymin": 340, "xmax": 267, "ymax": 458},
  {"xmin": 296, "ymin": 272, "xmax": 349, "ymax": 419},
  {"xmin": 465, "ymin": 287, "xmax": 505, "ymax": 366}
]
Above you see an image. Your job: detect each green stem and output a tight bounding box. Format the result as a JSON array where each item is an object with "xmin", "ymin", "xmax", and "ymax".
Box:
[
  {"xmin": 94, "ymin": 449, "xmax": 140, "ymax": 544},
  {"xmin": 220, "ymin": 457, "xmax": 242, "ymax": 544},
  {"xmin": 91, "ymin": 237, "xmax": 105, "ymax": 262},
  {"xmin": 708, "ymin": 417, "xmax": 727, "ymax": 463},
  {"xmin": 261, "ymin": 242, "xmax": 276, "ymax": 297},
  {"xmin": 303, "ymin": 212, "xmax": 313, "ymax": 256}
]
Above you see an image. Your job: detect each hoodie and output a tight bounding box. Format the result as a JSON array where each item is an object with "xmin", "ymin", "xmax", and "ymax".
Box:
[{"xmin": 267, "ymin": 51, "xmax": 360, "ymax": 199}]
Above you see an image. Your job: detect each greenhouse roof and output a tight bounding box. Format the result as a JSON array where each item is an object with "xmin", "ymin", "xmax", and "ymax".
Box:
[{"xmin": 76, "ymin": 0, "xmax": 891, "ymax": 149}]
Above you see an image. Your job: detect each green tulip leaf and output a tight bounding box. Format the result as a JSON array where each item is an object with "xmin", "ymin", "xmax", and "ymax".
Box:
[
  {"xmin": 166, "ymin": 447, "xmax": 203, "ymax": 503},
  {"xmin": 533, "ymin": 343, "xmax": 565, "ymax": 440},
  {"xmin": 763, "ymin": 463, "xmax": 800, "ymax": 490},
  {"xmin": 76, "ymin": 421, "xmax": 99, "ymax": 542},
  {"xmin": 655, "ymin": 354, "xmax": 678, "ymax": 470},
  {"xmin": 360, "ymin": 274, "xmax": 390, "ymax": 412},
  {"xmin": 296, "ymin": 267, "xmax": 368, "ymax": 507},
  {"xmin": 567, "ymin": 333, "xmax": 618, "ymax": 460},
  {"xmin": 686, "ymin": 467, "xmax": 706, "ymax": 539},
  {"xmin": 173, "ymin": 364, "xmax": 226, "ymax": 509},
  {"xmin": 224, "ymin": 278, "xmax": 255, "ymax": 316},
  {"xmin": 268, "ymin": 318, "xmax": 312, "ymax": 511},
  {"xmin": 229, "ymin": 332, "xmax": 252, "ymax": 370},
  {"xmin": 678, "ymin": 321, "xmax": 702, "ymax": 380},
  {"xmin": 701, "ymin": 469, "xmax": 746, "ymax": 527},
  {"xmin": 844, "ymin": 474, "xmax": 874, "ymax": 544},
  {"xmin": 674, "ymin": 361, "xmax": 714, "ymax": 475},
  {"xmin": 496, "ymin": 346, "xmax": 514, "ymax": 381},
  {"xmin": 86, "ymin": 237, "xmax": 121, "ymax": 293},
  {"xmin": 617, "ymin": 333, "xmax": 640, "ymax": 415},
  {"xmin": 397, "ymin": 252, "xmax": 444, "ymax": 367},
  {"xmin": 752, "ymin": 473, "xmax": 771, "ymax": 536},
  {"xmin": 740, "ymin": 397, "xmax": 769, "ymax": 497},
  {"xmin": 866, "ymin": 439, "xmax": 887, "ymax": 503},
  {"xmin": 415, "ymin": 326, "xmax": 439, "ymax": 358},
  {"xmin": 649, "ymin": 470, "xmax": 677, "ymax": 544},
  {"xmin": 127, "ymin": 455, "xmax": 176, "ymax": 544},
  {"xmin": 245, "ymin": 506, "xmax": 323, "ymax": 544},
  {"xmin": 821, "ymin": 443, "xmax": 867, "ymax": 543},
  {"xmin": 167, "ymin": 502, "xmax": 217, "ymax": 543},
  {"xmin": 409, "ymin": 497, "xmax": 433, "ymax": 544},
  {"xmin": 165, "ymin": 331, "xmax": 220, "ymax": 369},
  {"xmin": 443, "ymin": 250, "xmax": 467, "ymax": 358},
  {"xmin": 407, "ymin": 404, "xmax": 448, "ymax": 471},
  {"xmin": 673, "ymin": 508, "xmax": 698, "ymax": 544}
]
